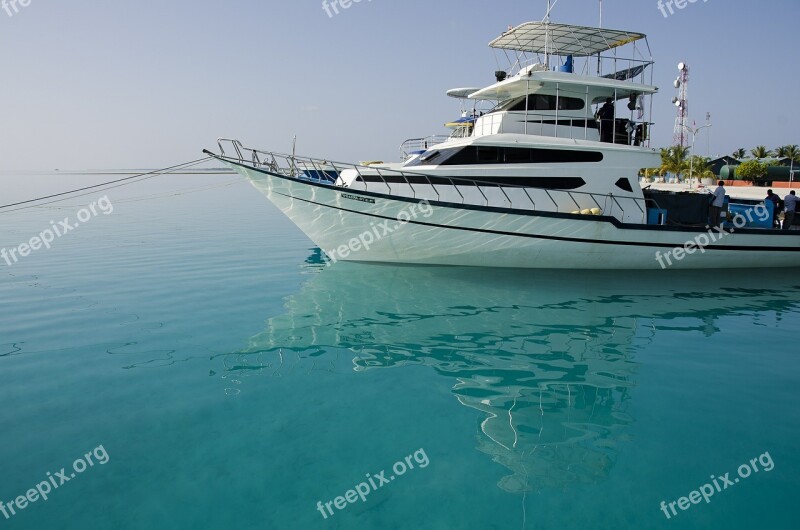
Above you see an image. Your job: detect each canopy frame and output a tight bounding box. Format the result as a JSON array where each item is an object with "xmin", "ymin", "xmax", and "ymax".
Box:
[{"xmin": 489, "ymin": 22, "xmax": 646, "ymax": 57}]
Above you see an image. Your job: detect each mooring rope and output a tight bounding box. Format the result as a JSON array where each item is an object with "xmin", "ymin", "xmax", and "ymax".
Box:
[
  {"xmin": 0, "ymin": 157, "xmax": 214, "ymax": 214},
  {"xmin": 26, "ymin": 179, "xmax": 244, "ymax": 210}
]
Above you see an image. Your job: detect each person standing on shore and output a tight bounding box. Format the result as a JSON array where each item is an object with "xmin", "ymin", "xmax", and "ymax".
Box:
[
  {"xmin": 783, "ymin": 190, "xmax": 798, "ymax": 230},
  {"xmin": 710, "ymin": 181, "xmax": 726, "ymax": 228}
]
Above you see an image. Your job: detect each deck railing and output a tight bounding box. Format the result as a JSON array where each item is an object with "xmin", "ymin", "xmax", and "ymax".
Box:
[
  {"xmin": 400, "ymin": 135, "xmax": 452, "ymax": 161},
  {"xmin": 212, "ymin": 138, "xmax": 648, "ymax": 223}
]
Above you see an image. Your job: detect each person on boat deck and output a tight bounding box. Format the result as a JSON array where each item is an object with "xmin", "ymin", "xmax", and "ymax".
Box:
[
  {"xmin": 633, "ymin": 123, "xmax": 646, "ymax": 147},
  {"xmin": 709, "ymin": 181, "xmax": 726, "ymax": 228},
  {"xmin": 783, "ymin": 190, "xmax": 798, "ymax": 230},
  {"xmin": 597, "ymin": 98, "xmax": 615, "ymax": 143},
  {"xmin": 765, "ymin": 189, "xmax": 782, "ymax": 228}
]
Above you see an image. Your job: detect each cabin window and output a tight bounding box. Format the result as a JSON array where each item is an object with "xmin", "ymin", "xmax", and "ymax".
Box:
[
  {"xmin": 615, "ymin": 178, "xmax": 634, "ymax": 192},
  {"xmin": 488, "ymin": 98, "xmax": 522, "ymax": 113},
  {"xmin": 420, "ymin": 150, "xmax": 441, "ymax": 163},
  {"xmin": 509, "ymin": 94, "xmax": 585, "ymax": 112},
  {"xmin": 404, "ymin": 148, "xmax": 460, "ymax": 167},
  {"xmin": 476, "ymin": 146, "xmax": 501, "ymax": 163},
  {"xmin": 505, "ymin": 148, "xmax": 532, "ymax": 163},
  {"xmin": 405, "ymin": 146, "xmax": 604, "ymax": 167},
  {"xmin": 442, "ymin": 146, "xmax": 603, "ymax": 165}
]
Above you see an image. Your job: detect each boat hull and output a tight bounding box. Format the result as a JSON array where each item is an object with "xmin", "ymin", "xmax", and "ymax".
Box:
[{"xmin": 224, "ymin": 160, "xmax": 800, "ymax": 270}]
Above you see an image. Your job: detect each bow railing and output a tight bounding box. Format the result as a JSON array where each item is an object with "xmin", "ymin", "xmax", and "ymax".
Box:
[{"xmin": 209, "ymin": 138, "xmax": 648, "ymax": 223}]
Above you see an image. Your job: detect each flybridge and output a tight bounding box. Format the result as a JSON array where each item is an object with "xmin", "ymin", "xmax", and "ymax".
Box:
[
  {"xmin": 456, "ymin": 22, "xmax": 658, "ymax": 147},
  {"xmin": 487, "ymin": 22, "xmax": 654, "ymax": 85}
]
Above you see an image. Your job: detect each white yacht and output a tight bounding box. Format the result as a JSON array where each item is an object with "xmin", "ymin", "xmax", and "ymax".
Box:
[{"xmin": 206, "ymin": 20, "xmax": 800, "ymax": 269}]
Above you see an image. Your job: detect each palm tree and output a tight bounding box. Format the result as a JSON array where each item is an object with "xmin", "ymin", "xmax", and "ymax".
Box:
[
  {"xmin": 775, "ymin": 144, "xmax": 800, "ymax": 181},
  {"xmin": 751, "ymin": 145, "xmax": 774, "ymax": 159},
  {"xmin": 775, "ymin": 144, "xmax": 800, "ymax": 163},
  {"xmin": 639, "ymin": 167, "xmax": 661, "ymax": 181},
  {"xmin": 688, "ymin": 155, "xmax": 715, "ymax": 180},
  {"xmin": 732, "ymin": 148, "xmax": 746, "ymax": 160},
  {"xmin": 659, "ymin": 146, "xmax": 690, "ymax": 180}
]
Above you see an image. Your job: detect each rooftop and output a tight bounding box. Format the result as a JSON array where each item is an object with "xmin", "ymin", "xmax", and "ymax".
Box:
[{"xmin": 489, "ymin": 23, "xmax": 647, "ymax": 57}]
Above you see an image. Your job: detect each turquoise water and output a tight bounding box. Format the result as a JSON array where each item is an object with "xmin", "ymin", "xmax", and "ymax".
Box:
[{"xmin": 1, "ymin": 173, "xmax": 799, "ymax": 529}]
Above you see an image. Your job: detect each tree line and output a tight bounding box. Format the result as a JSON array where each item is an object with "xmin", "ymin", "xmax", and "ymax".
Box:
[{"xmin": 641, "ymin": 144, "xmax": 800, "ymax": 181}]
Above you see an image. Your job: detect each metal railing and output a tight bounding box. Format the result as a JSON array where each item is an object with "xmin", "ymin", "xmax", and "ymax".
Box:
[
  {"xmin": 474, "ymin": 111, "xmax": 654, "ymax": 146},
  {"xmin": 400, "ymin": 135, "xmax": 451, "ymax": 161},
  {"xmin": 213, "ymin": 138, "xmax": 648, "ymax": 222},
  {"xmin": 510, "ymin": 56, "xmax": 655, "ymax": 86}
]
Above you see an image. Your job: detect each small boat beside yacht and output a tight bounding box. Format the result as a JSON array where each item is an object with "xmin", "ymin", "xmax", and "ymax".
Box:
[{"xmin": 205, "ymin": 18, "xmax": 800, "ymax": 269}]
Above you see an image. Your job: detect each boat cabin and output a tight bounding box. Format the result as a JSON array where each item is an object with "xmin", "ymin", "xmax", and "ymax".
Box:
[{"xmin": 456, "ymin": 23, "xmax": 657, "ymax": 146}]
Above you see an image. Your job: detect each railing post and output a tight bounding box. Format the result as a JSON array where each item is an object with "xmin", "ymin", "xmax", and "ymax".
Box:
[
  {"xmin": 399, "ymin": 170, "xmax": 416, "ymax": 199},
  {"xmin": 555, "ymin": 83, "xmax": 560, "ymax": 139},
  {"xmin": 587, "ymin": 192, "xmax": 602, "ymax": 210},
  {"xmin": 544, "ymin": 189, "xmax": 559, "ymax": 211},
  {"xmin": 353, "ymin": 165, "xmax": 368, "ymax": 192},
  {"xmin": 309, "ymin": 158, "xmax": 327, "ymax": 182},
  {"xmin": 522, "ymin": 188, "xmax": 536, "ymax": 209},
  {"xmin": 567, "ymin": 191, "xmax": 581, "ymax": 211},
  {"xmin": 423, "ymin": 174, "xmax": 441, "ymax": 202},
  {"xmin": 585, "ymin": 86, "xmax": 590, "ymax": 140},
  {"xmin": 498, "ymin": 186, "xmax": 513, "ymax": 208},
  {"xmin": 373, "ymin": 167, "xmax": 392, "ymax": 195},
  {"xmin": 475, "ymin": 182, "xmax": 489, "ymax": 206},
  {"xmin": 608, "ymin": 193, "xmax": 625, "ymax": 221},
  {"xmin": 448, "ymin": 176, "xmax": 465, "ymax": 203}
]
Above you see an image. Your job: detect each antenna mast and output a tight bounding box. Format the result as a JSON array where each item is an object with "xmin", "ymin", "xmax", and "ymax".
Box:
[
  {"xmin": 672, "ymin": 63, "xmax": 690, "ymax": 148},
  {"xmin": 596, "ymin": 0, "xmax": 603, "ymax": 75},
  {"xmin": 542, "ymin": 0, "xmax": 562, "ymax": 67},
  {"xmin": 599, "ymin": 0, "xmax": 603, "ymax": 27}
]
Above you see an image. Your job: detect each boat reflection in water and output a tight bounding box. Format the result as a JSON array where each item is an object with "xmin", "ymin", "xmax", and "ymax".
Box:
[{"xmin": 221, "ymin": 251, "xmax": 800, "ymax": 493}]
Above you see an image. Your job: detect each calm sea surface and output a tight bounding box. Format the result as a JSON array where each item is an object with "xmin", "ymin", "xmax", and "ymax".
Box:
[{"xmin": 1, "ymin": 172, "xmax": 799, "ymax": 529}]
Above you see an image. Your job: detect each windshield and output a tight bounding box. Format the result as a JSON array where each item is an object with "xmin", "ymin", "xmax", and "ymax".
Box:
[{"xmin": 487, "ymin": 96, "xmax": 524, "ymax": 114}]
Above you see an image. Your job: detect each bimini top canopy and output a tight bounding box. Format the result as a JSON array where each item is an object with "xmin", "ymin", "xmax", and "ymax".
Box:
[
  {"xmin": 489, "ymin": 23, "xmax": 646, "ymax": 57},
  {"xmin": 446, "ymin": 88, "xmax": 482, "ymax": 99}
]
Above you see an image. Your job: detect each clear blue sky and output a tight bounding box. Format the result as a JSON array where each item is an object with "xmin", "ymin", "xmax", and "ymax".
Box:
[{"xmin": 1, "ymin": 0, "xmax": 798, "ymax": 170}]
